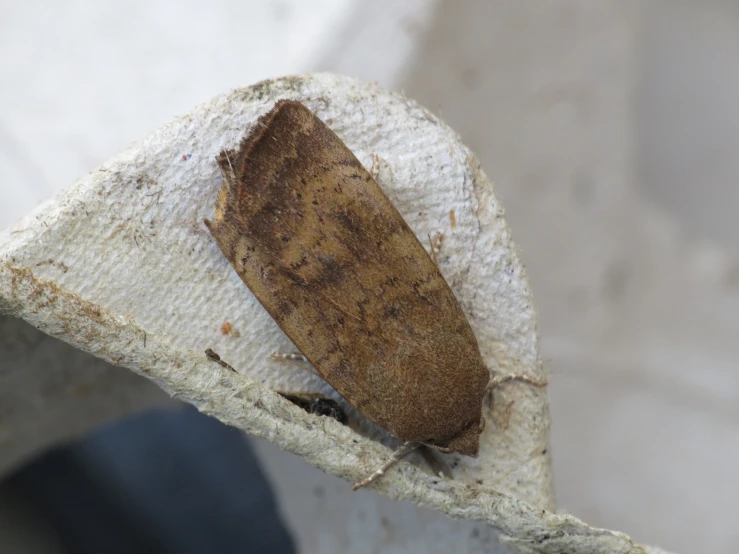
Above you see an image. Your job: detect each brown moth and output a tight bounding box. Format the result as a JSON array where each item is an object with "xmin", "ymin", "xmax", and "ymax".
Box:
[{"xmin": 204, "ymin": 100, "xmax": 539, "ymax": 488}]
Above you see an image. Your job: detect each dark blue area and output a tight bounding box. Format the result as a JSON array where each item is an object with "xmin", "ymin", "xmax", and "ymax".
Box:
[{"xmin": 8, "ymin": 406, "xmax": 296, "ymax": 554}]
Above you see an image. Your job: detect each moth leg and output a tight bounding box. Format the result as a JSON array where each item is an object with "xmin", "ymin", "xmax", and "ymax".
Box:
[
  {"xmin": 205, "ymin": 348, "xmax": 237, "ymax": 372},
  {"xmin": 487, "ymin": 372, "xmax": 548, "ymax": 393},
  {"xmin": 420, "ymin": 447, "xmax": 453, "ymax": 479},
  {"xmin": 368, "ymin": 153, "xmax": 385, "ymax": 181},
  {"xmin": 271, "ymin": 352, "xmax": 308, "ymax": 363},
  {"xmin": 352, "ymin": 441, "xmax": 421, "ymax": 491},
  {"xmin": 427, "ymin": 231, "xmax": 445, "ymax": 266},
  {"xmin": 270, "ymin": 352, "xmax": 321, "ymax": 378}
]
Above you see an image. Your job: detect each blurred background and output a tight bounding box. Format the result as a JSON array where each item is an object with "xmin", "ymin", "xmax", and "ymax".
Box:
[{"xmin": 2, "ymin": 1, "xmax": 739, "ymax": 552}]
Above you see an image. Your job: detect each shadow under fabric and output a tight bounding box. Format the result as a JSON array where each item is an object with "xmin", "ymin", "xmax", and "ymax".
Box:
[{"xmin": 5, "ymin": 405, "xmax": 295, "ymax": 554}]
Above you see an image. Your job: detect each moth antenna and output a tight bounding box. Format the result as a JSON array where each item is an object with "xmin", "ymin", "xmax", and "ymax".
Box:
[
  {"xmin": 223, "ymin": 149, "xmax": 237, "ymax": 182},
  {"xmin": 352, "ymin": 441, "xmax": 421, "ymax": 490},
  {"xmin": 321, "ymin": 294, "xmax": 362, "ymax": 321},
  {"xmin": 273, "ymin": 352, "xmax": 309, "ymax": 363},
  {"xmin": 270, "ymin": 352, "xmax": 321, "ymax": 378}
]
